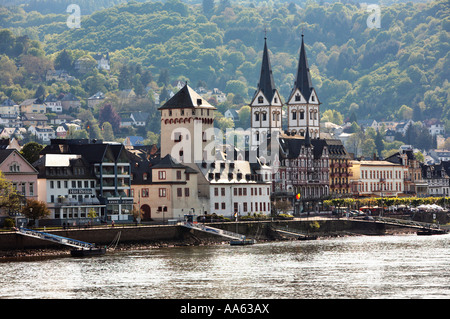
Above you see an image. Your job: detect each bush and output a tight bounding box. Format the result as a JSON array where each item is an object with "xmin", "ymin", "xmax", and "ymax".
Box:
[{"xmin": 3, "ymin": 218, "xmax": 15, "ymax": 228}]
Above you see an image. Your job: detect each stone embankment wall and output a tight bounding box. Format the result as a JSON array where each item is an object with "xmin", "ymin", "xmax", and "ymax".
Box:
[{"xmin": 0, "ymin": 219, "xmax": 399, "ymax": 251}]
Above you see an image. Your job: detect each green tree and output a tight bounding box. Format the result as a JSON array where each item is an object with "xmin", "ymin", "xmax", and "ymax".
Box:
[
  {"xmin": 0, "ymin": 171, "xmax": 21, "ymax": 216},
  {"xmin": 21, "ymin": 199, "xmax": 50, "ymax": 225},
  {"xmin": 102, "ymin": 122, "xmax": 115, "ymax": 141},
  {"xmin": 20, "ymin": 142, "xmax": 44, "ymax": 164},
  {"xmin": 375, "ymin": 130, "xmax": 384, "ymax": 157}
]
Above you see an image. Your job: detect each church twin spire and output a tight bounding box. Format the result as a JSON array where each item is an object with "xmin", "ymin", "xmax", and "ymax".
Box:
[{"xmin": 251, "ymin": 32, "xmax": 320, "ymax": 139}]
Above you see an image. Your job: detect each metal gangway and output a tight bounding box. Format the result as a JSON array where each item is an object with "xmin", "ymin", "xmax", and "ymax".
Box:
[
  {"xmin": 182, "ymin": 222, "xmax": 246, "ymax": 241},
  {"xmin": 271, "ymin": 226, "xmax": 312, "ymax": 239},
  {"xmin": 16, "ymin": 227, "xmax": 96, "ymax": 250},
  {"xmin": 373, "ymin": 216, "xmax": 442, "ymax": 230}
]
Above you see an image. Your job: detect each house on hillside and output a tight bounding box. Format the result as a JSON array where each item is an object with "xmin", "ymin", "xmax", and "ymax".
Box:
[
  {"xmin": 87, "ymin": 91, "xmax": 106, "ymax": 108},
  {"xmin": 44, "ymin": 94, "xmax": 63, "ymax": 113},
  {"xmin": 92, "ymin": 53, "xmax": 110, "ymax": 71},
  {"xmin": 0, "ymin": 98, "xmax": 20, "ymax": 117},
  {"xmin": 224, "ymin": 109, "xmax": 239, "ymax": 121},
  {"xmin": 20, "ymin": 98, "xmax": 46, "ymax": 114},
  {"xmin": 22, "ymin": 113, "xmax": 48, "ymax": 127}
]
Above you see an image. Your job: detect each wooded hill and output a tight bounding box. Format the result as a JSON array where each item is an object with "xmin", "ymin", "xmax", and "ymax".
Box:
[{"xmin": 1, "ymin": 0, "xmax": 449, "ymax": 127}]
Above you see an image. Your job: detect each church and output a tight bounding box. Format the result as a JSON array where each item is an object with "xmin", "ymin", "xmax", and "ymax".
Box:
[
  {"xmin": 156, "ymin": 34, "xmax": 336, "ymax": 218},
  {"xmin": 249, "ymin": 34, "xmax": 330, "ymax": 214}
]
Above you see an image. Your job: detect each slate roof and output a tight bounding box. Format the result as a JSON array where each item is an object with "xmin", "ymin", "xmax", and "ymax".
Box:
[
  {"xmin": 256, "ymin": 37, "xmax": 277, "ymax": 103},
  {"xmin": 294, "ymin": 35, "xmax": 313, "ymax": 101},
  {"xmin": 158, "ymin": 84, "xmax": 216, "ymax": 110}
]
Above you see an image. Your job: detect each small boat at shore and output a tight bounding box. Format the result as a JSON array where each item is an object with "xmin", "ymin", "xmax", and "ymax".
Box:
[
  {"xmin": 70, "ymin": 247, "xmax": 106, "ymax": 257},
  {"xmin": 230, "ymin": 238, "xmax": 255, "ymax": 246}
]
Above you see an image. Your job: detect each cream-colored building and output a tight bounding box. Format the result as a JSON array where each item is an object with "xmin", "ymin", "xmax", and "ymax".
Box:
[
  {"xmin": 130, "ymin": 153, "xmax": 203, "ymax": 222},
  {"xmin": 349, "ymin": 160, "xmax": 406, "ymax": 197},
  {"xmin": 156, "ymin": 83, "xmax": 272, "ymax": 219}
]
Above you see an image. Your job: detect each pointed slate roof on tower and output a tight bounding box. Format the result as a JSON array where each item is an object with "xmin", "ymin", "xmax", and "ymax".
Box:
[
  {"xmin": 304, "ymin": 125, "xmax": 311, "ymax": 147},
  {"xmin": 257, "ymin": 37, "xmax": 277, "ymax": 103},
  {"xmin": 158, "ymin": 84, "xmax": 216, "ymax": 110},
  {"xmin": 294, "ymin": 34, "xmax": 313, "ymax": 101}
]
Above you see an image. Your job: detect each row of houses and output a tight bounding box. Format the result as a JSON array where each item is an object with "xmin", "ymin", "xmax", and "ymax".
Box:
[{"xmin": 0, "ymin": 134, "xmax": 448, "ymax": 227}]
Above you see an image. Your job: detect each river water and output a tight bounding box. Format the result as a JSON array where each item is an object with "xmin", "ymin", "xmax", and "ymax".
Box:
[{"xmin": 0, "ymin": 234, "xmax": 449, "ymax": 299}]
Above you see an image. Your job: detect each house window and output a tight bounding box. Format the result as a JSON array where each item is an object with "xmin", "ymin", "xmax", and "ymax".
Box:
[
  {"xmin": 221, "ymin": 203, "xmax": 226, "ymax": 210},
  {"xmin": 295, "ymin": 94, "xmax": 301, "ymax": 101},
  {"xmin": 177, "ymin": 188, "xmax": 182, "ymax": 197},
  {"xmin": 215, "ymin": 203, "xmax": 219, "ymax": 210},
  {"xmin": 262, "ymin": 112, "xmax": 267, "ymax": 121},
  {"xmin": 177, "ymin": 171, "xmax": 182, "ymax": 180},
  {"xmin": 243, "ymin": 202, "xmax": 248, "ymax": 212},
  {"xmin": 29, "ymin": 183, "xmax": 34, "ymax": 196},
  {"xmin": 143, "ymin": 173, "xmax": 148, "ymax": 181},
  {"xmin": 158, "ymin": 171, "xmax": 166, "ymax": 180},
  {"xmin": 300, "ymin": 111, "xmax": 304, "ymax": 119},
  {"xmin": 9, "ymin": 163, "xmax": 20, "ymax": 172},
  {"xmin": 221, "ymin": 188, "xmax": 225, "ymax": 196},
  {"xmin": 142, "ymin": 188, "xmax": 149, "ymax": 197},
  {"xmin": 258, "ymin": 96, "xmax": 263, "ymax": 103},
  {"xmin": 292, "ymin": 111, "xmax": 297, "ymax": 120},
  {"xmin": 185, "ymin": 188, "xmax": 189, "ymax": 197},
  {"xmin": 159, "ymin": 188, "xmax": 166, "ymax": 197},
  {"xmin": 255, "ymin": 112, "xmax": 259, "ymax": 121}
]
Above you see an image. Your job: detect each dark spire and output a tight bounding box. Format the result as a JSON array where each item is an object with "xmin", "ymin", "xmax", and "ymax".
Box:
[
  {"xmin": 295, "ymin": 34, "xmax": 313, "ymax": 101},
  {"xmin": 305, "ymin": 126, "xmax": 311, "ymax": 147},
  {"xmin": 257, "ymin": 36, "xmax": 276, "ymax": 103}
]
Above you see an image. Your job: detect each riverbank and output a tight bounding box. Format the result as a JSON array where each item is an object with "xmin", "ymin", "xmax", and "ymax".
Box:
[{"xmin": 0, "ymin": 218, "xmax": 443, "ymax": 259}]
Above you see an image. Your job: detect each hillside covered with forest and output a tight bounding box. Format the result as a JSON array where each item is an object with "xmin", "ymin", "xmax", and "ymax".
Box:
[{"xmin": 0, "ymin": 0, "xmax": 449, "ymax": 128}]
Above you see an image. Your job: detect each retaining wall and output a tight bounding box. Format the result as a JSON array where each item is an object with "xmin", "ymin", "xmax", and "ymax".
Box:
[{"xmin": 0, "ymin": 219, "xmax": 394, "ymax": 251}]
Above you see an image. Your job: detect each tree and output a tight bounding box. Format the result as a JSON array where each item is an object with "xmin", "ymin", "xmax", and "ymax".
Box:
[
  {"xmin": 102, "ymin": 122, "xmax": 115, "ymax": 141},
  {"xmin": 375, "ymin": 130, "xmax": 384, "ymax": 157},
  {"xmin": 54, "ymin": 49, "xmax": 73, "ymax": 72},
  {"xmin": 144, "ymin": 131, "xmax": 160, "ymax": 146},
  {"xmin": 99, "ymin": 104, "xmax": 121, "ymax": 133},
  {"xmin": 158, "ymin": 68, "xmax": 170, "ymax": 86},
  {"xmin": 272, "ymin": 200, "xmax": 292, "ymax": 215},
  {"xmin": 0, "ymin": 171, "xmax": 21, "ymax": 216},
  {"xmin": 20, "ymin": 142, "xmax": 43, "ymax": 164},
  {"xmin": 21, "ymin": 199, "xmax": 50, "ymax": 225},
  {"xmin": 361, "ymin": 138, "xmax": 376, "ymax": 158},
  {"xmin": 203, "ymin": 0, "xmax": 215, "ymax": 16}
]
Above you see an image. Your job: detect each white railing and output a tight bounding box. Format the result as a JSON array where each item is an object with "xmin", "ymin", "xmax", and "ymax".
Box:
[
  {"xmin": 17, "ymin": 228, "xmax": 95, "ymax": 250},
  {"xmin": 182, "ymin": 222, "xmax": 245, "ymax": 240}
]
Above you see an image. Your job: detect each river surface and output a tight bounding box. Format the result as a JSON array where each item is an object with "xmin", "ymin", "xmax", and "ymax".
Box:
[{"xmin": 0, "ymin": 234, "xmax": 449, "ymax": 299}]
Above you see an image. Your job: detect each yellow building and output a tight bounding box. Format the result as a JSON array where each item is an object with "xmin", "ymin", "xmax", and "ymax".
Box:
[{"xmin": 349, "ymin": 160, "xmax": 406, "ymax": 197}]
